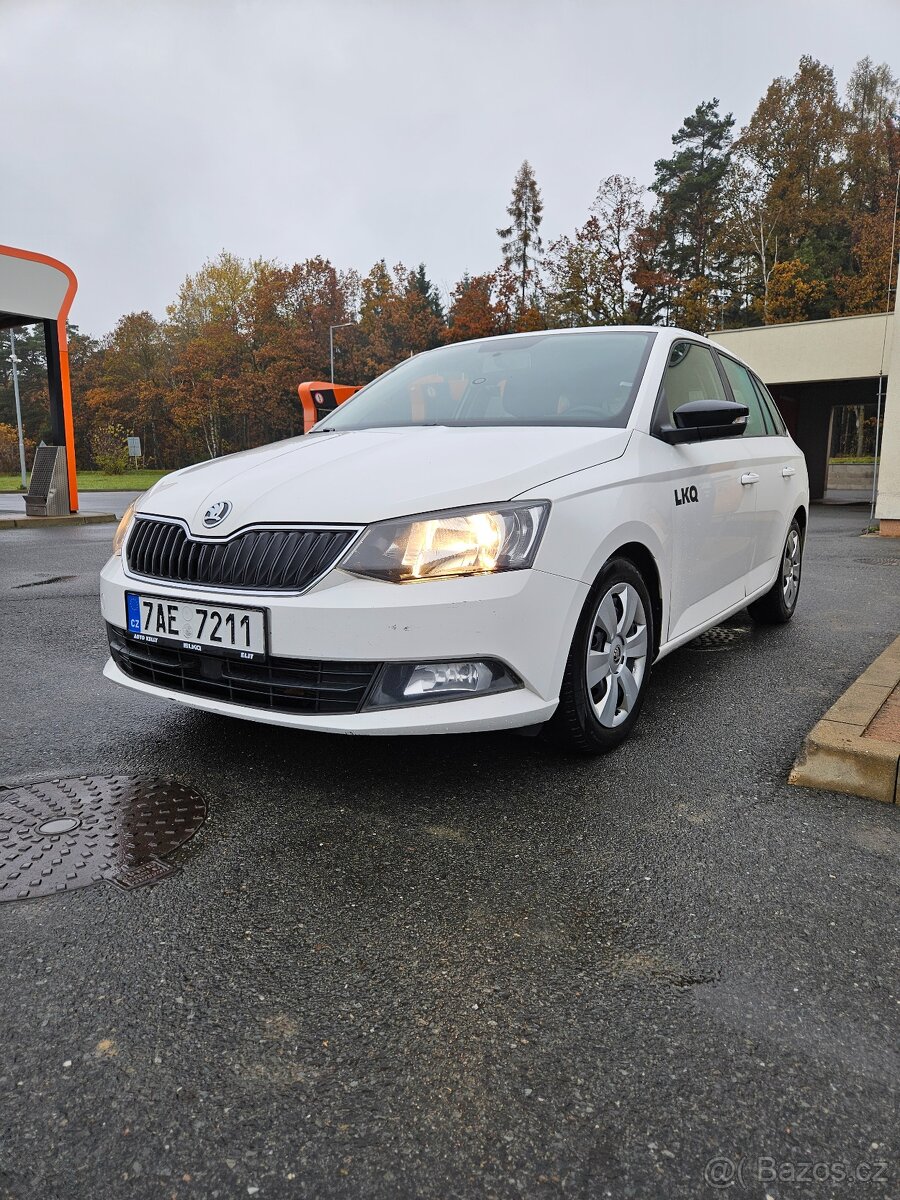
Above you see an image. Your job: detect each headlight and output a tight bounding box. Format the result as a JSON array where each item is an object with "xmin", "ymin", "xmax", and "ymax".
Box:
[
  {"xmin": 112, "ymin": 494, "xmax": 144, "ymax": 556},
  {"xmin": 340, "ymin": 501, "xmax": 549, "ymax": 583}
]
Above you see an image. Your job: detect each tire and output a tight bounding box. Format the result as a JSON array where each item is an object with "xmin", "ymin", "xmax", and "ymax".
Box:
[
  {"xmin": 747, "ymin": 517, "xmax": 803, "ymax": 626},
  {"xmin": 544, "ymin": 558, "xmax": 654, "ymax": 754}
]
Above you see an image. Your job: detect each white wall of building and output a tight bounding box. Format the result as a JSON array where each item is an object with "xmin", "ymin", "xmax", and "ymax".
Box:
[
  {"xmin": 710, "ymin": 312, "xmax": 893, "ymax": 385},
  {"xmin": 873, "ymin": 264, "xmax": 900, "ymax": 529}
]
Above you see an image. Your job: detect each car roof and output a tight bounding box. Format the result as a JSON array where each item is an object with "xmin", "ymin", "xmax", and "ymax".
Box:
[
  {"xmin": 450, "ymin": 325, "xmax": 712, "ymax": 348},
  {"xmin": 405, "ymin": 326, "xmax": 758, "ymax": 381}
]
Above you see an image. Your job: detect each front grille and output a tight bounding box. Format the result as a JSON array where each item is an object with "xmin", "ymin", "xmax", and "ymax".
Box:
[
  {"xmin": 125, "ymin": 517, "xmax": 358, "ymax": 592},
  {"xmin": 107, "ymin": 625, "xmax": 379, "ymax": 715}
]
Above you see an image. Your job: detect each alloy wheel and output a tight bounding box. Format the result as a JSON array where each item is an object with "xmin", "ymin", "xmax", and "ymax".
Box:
[
  {"xmin": 586, "ymin": 582, "xmax": 649, "ymax": 728},
  {"xmin": 782, "ymin": 528, "xmax": 801, "ymax": 609}
]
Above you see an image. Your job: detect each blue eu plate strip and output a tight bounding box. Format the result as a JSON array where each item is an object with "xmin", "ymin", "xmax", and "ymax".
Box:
[{"xmin": 125, "ymin": 592, "xmax": 142, "ymax": 633}]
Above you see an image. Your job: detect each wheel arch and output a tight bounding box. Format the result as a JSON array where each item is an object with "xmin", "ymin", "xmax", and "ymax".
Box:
[{"xmin": 606, "ymin": 541, "xmax": 663, "ymax": 660}]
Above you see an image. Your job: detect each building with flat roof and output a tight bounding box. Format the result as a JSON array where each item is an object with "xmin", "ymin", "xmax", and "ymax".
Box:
[{"xmin": 710, "ymin": 263, "xmax": 899, "ymax": 535}]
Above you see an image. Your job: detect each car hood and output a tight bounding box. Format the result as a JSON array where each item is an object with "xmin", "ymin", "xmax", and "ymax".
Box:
[{"xmin": 140, "ymin": 425, "xmax": 631, "ymax": 532}]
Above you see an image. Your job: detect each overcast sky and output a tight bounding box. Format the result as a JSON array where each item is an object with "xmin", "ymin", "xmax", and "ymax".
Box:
[{"xmin": 3, "ymin": 0, "xmax": 899, "ymax": 336}]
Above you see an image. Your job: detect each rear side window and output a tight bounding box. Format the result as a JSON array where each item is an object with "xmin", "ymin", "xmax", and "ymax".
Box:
[
  {"xmin": 751, "ymin": 374, "xmax": 788, "ymax": 436},
  {"xmin": 718, "ymin": 355, "xmax": 770, "ymax": 437},
  {"xmin": 656, "ymin": 342, "xmax": 728, "ymax": 428}
]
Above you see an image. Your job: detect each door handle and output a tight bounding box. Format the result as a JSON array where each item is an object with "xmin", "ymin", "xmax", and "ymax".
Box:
[
  {"xmin": 741, "ymin": 472, "xmax": 760, "ymax": 485},
  {"xmin": 782, "ymin": 466, "xmax": 796, "ymax": 478}
]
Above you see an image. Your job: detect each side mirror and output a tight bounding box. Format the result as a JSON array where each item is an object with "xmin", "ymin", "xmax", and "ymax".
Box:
[{"xmin": 658, "ymin": 399, "xmax": 749, "ymax": 445}]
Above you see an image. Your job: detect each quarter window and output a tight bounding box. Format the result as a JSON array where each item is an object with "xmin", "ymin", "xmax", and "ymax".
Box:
[
  {"xmin": 751, "ymin": 374, "xmax": 788, "ymax": 435},
  {"xmin": 718, "ymin": 355, "xmax": 770, "ymax": 437}
]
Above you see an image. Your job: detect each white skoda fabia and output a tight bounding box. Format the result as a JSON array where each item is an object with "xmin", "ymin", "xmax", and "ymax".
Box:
[{"xmin": 101, "ymin": 327, "xmax": 808, "ymax": 753}]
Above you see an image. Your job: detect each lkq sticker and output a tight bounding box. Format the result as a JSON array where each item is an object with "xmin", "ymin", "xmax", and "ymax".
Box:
[{"xmin": 674, "ymin": 485, "xmax": 699, "ymax": 507}]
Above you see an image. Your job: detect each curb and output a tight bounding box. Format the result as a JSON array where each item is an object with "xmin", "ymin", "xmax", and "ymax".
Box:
[
  {"xmin": 790, "ymin": 636, "xmax": 900, "ymax": 804},
  {"xmin": 0, "ymin": 513, "xmax": 117, "ymax": 531}
]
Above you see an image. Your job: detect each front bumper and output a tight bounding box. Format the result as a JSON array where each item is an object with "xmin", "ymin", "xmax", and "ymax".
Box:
[{"xmin": 99, "ymin": 556, "xmax": 588, "ymax": 735}]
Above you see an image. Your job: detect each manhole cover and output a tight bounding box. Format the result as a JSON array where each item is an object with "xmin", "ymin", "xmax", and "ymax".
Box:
[
  {"xmin": 687, "ymin": 623, "xmax": 751, "ymax": 651},
  {"xmin": 0, "ymin": 776, "xmax": 206, "ymax": 902}
]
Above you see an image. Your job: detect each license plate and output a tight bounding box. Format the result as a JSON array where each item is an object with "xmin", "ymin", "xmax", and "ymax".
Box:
[{"xmin": 124, "ymin": 592, "xmax": 267, "ymax": 661}]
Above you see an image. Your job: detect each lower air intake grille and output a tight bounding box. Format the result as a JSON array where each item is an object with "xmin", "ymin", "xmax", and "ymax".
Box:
[
  {"xmin": 125, "ymin": 518, "xmax": 357, "ymax": 592},
  {"xmin": 107, "ymin": 625, "xmax": 379, "ymax": 715}
]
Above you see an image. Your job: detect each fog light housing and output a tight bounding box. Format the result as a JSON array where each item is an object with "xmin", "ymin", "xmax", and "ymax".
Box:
[{"xmin": 364, "ymin": 659, "xmax": 520, "ymax": 709}]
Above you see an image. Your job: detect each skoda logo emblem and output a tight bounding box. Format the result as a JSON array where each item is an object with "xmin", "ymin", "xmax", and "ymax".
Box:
[{"xmin": 202, "ymin": 500, "xmax": 232, "ymax": 528}]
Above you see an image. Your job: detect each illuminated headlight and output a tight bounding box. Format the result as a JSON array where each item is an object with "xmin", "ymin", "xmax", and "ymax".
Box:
[
  {"xmin": 112, "ymin": 494, "xmax": 144, "ymax": 556},
  {"xmin": 364, "ymin": 659, "xmax": 520, "ymax": 709},
  {"xmin": 340, "ymin": 501, "xmax": 550, "ymax": 583}
]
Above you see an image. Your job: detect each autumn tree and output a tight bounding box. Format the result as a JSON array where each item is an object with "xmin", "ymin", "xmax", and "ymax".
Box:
[
  {"xmin": 249, "ymin": 256, "xmax": 357, "ymax": 426},
  {"xmin": 736, "ymin": 56, "xmax": 847, "ymax": 317},
  {"xmin": 0, "ymin": 422, "xmax": 34, "ymax": 475},
  {"xmin": 627, "ymin": 212, "xmax": 672, "ymax": 325},
  {"xmin": 355, "ymin": 261, "xmax": 445, "ymax": 378},
  {"xmin": 759, "ymin": 259, "xmax": 826, "ymax": 324},
  {"xmin": 720, "ymin": 157, "xmax": 781, "ymax": 323},
  {"xmin": 833, "ymin": 58, "xmax": 900, "ymax": 315},
  {"xmin": 67, "ymin": 327, "xmax": 105, "ymax": 465},
  {"xmin": 545, "ymin": 175, "xmax": 649, "ymax": 326},
  {"xmin": 81, "ymin": 312, "xmax": 175, "ymax": 465},
  {"xmin": 166, "ymin": 253, "xmax": 260, "ymax": 459},
  {"xmin": 739, "ymin": 56, "xmax": 845, "ymax": 225},
  {"xmin": 167, "ymin": 251, "xmax": 258, "ymax": 338},
  {"xmin": 446, "ymin": 273, "xmax": 503, "ymax": 342},
  {"xmin": 842, "ymin": 57, "xmax": 899, "ymax": 214},
  {"xmin": 498, "ymin": 160, "xmax": 544, "ymax": 313},
  {"xmin": 832, "ymin": 204, "xmax": 900, "ymax": 315}
]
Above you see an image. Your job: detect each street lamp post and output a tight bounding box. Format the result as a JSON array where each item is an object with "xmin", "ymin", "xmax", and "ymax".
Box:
[
  {"xmin": 8, "ymin": 329, "xmax": 27, "ymax": 490},
  {"xmin": 329, "ymin": 322, "xmax": 355, "ymax": 384}
]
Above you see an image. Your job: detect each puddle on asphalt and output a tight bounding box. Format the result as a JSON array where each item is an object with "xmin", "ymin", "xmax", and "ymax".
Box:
[{"xmin": 12, "ymin": 575, "xmax": 78, "ymax": 588}]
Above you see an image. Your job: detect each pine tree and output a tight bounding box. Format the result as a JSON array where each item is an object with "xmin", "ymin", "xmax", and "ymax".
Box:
[
  {"xmin": 411, "ymin": 263, "xmax": 445, "ymax": 322},
  {"xmin": 651, "ymin": 99, "xmax": 735, "ymax": 285},
  {"xmin": 497, "ymin": 160, "xmax": 544, "ymax": 312}
]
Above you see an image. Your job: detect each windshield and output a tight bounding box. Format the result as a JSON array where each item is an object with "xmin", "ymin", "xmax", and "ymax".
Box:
[{"xmin": 316, "ymin": 330, "xmax": 656, "ymax": 431}]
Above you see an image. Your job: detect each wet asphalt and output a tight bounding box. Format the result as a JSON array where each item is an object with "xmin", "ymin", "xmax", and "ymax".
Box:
[{"xmin": 0, "ymin": 504, "xmax": 898, "ymax": 1200}]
